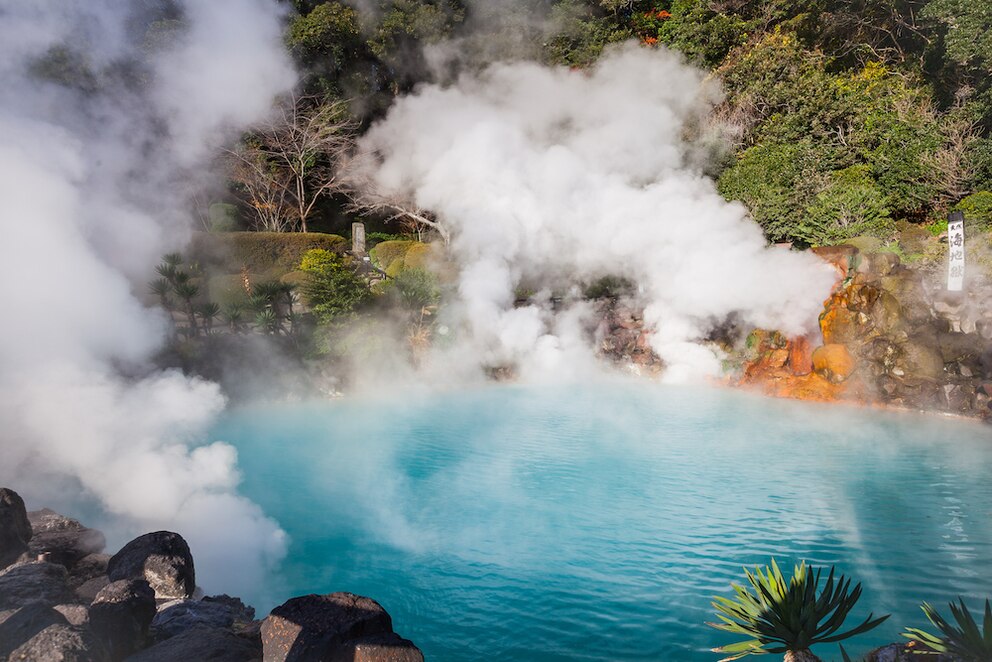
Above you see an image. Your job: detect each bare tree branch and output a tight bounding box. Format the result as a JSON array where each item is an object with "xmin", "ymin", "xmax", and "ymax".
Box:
[{"xmin": 226, "ymin": 94, "xmax": 356, "ymax": 232}]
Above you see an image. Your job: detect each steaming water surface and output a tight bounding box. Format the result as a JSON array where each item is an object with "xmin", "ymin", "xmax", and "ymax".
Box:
[{"xmin": 215, "ymin": 382, "xmax": 992, "ymax": 660}]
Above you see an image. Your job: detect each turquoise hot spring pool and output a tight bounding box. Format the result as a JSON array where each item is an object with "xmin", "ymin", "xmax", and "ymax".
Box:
[{"xmin": 213, "ymin": 382, "xmax": 992, "ymax": 660}]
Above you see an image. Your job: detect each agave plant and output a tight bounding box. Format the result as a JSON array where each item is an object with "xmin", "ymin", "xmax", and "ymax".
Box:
[
  {"xmin": 903, "ymin": 598, "xmax": 992, "ymax": 661},
  {"xmin": 708, "ymin": 559, "xmax": 889, "ymax": 662}
]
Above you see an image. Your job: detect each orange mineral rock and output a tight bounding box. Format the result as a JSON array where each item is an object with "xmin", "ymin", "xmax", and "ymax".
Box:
[{"xmin": 812, "ymin": 343, "xmax": 856, "ymax": 383}]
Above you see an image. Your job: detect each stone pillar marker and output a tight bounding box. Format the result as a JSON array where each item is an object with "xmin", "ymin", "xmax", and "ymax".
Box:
[
  {"xmin": 352, "ymin": 222, "xmax": 366, "ymax": 256},
  {"xmin": 947, "ymin": 210, "xmax": 964, "ymax": 292}
]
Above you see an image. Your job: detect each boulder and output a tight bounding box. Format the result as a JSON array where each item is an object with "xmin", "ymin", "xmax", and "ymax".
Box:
[
  {"xmin": 261, "ymin": 593, "xmax": 394, "ymax": 662},
  {"xmin": 812, "ymin": 344, "xmax": 857, "ymax": 383},
  {"xmin": 7, "ymin": 623, "xmax": 108, "ymax": 662},
  {"xmin": 342, "ymin": 633, "xmax": 425, "ymax": 662},
  {"xmin": 54, "ymin": 604, "xmax": 90, "ymax": 627},
  {"xmin": 0, "ymin": 487, "xmax": 32, "ymax": 569},
  {"xmin": 76, "ymin": 575, "xmax": 112, "ymax": 603},
  {"xmin": 28, "ymin": 509, "xmax": 107, "ymax": 571},
  {"xmin": 122, "ymin": 625, "xmax": 261, "ymax": 662},
  {"xmin": 0, "ymin": 561, "xmax": 75, "ymax": 610},
  {"xmin": 107, "ymin": 532, "xmax": 195, "ymax": 600},
  {"xmin": 811, "ymin": 244, "xmax": 858, "ymax": 280},
  {"xmin": 151, "ymin": 594, "xmax": 255, "ymax": 641},
  {"xmin": 0, "ymin": 603, "xmax": 69, "ymax": 659},
  {"xmin": 899, "ymin": 340, "xmax": 945, "ymax": 382},
  {"xmin": 89, "ymin": 579, "xmax": 156, "ymax": 660}
]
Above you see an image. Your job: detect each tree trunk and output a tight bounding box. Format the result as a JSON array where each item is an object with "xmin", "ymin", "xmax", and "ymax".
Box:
[{"xmin": 784, "ymin": 650, "xmax": 822, "ymax": 662}]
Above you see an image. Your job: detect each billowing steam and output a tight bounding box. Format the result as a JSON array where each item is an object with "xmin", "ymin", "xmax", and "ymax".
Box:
[
  {"xmin": 0, "ymin": 1, "xmax": 294, "ymax": 593},
  {"xmin": 357, "ymin": 44, "xmax": 836, "ymax": 380}
]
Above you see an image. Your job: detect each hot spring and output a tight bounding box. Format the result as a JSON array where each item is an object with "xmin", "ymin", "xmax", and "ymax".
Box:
[{"xmin": 214, "ymin": 381, "xmax": 992, "ymax": 660}]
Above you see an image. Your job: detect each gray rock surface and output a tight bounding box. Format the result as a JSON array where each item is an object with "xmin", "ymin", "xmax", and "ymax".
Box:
[
  {"xmin": 107, "ymin": 532, "xmax": 195, "ymax": 600},
  {"xmin": 260, "ymin": 593, "xmax": 394, "ymax": 662},
  {"xmin": 28, "ymin": 509, "xmax": 107, "ymax": 571},
  {"xmin": 7, "ymin": 623, "xmax": 108, "ymax": 662},
  {"xmin": 89, "ymin": 579, "xmax": 156, "ymax": 660},
  {"xmin": 151, "ymin": 594, "xmax": 255, "ymax": 640},
  {"xmin": 68, "ymin": 553, "xmax": 110, "ymax": 589},
  {"xmin": 122, "ymin": 625, "xmax": 261, "ymax": 662},
  {"xmin": 0, "ymin": 603, "xmax": 69, "ymax": 659},
  {"xmin": 75, "ymin": 576, "xmax": 111, "ymax": 603},
  {"xmin": 0, "ymin": 488, "xmax": 32, "ymax": 569},
  {"xmin": 340, "ymin": 632, "xmax": 425, "ymax": 662},
  {"xmin": 0, "ymin": 561, "xmax": 75, "ymax": 610},
  {"xmin": 54, "ymin": 603, "xmax": 90, "ymax": 627}
]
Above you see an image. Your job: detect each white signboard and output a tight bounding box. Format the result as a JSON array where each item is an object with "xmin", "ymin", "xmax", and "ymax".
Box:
[{"xmin": 948, "ymin": 212, "xmax": 965, "ymax": 292}]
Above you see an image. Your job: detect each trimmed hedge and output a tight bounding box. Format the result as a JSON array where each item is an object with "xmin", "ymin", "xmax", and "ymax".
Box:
[
  {"xmin": 369, "ymin": 240, "xmax": 415, "ymax": 273},
  {"xmin": 189, "ymin": 232, "xmax": 347, "ymax": 277}
]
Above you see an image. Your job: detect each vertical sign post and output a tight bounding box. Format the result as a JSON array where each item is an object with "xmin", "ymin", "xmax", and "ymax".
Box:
[
  {"xmin": 352, "ymin": 222, "xmax": 366, "ymax": 256},
  {"xmin": 947, "ymin": 211, "xmax": 965, "ymax": 292}
]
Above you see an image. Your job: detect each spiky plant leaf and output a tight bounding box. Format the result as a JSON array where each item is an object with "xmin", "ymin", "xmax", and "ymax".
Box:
[
  {"xmin": 903, "ymin": 599, "xmax": 992, "ymax": 661},
  {"xmin": 708, "ymin": 560, "xmax": 888, "ymax": 660}
]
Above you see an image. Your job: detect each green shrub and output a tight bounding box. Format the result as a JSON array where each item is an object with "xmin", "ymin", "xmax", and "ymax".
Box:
[
  {"xmin": 656, "ymin": 0, "xmax": 751, "ymax": 68},
  {"xmin": 286, "ymin": 2, "xmax": 360, "ymax": 61},
  {"xmin": 803, "ymin": 166, "xmax": 894, "ymax": 245},
  {"xmin": 387, "ymin": 267, "xmax": 440, "ymax": 310},
  {"xmin": 369, "ymin": 240, "xmax": 416, "ymax": 272},
  {"xmin": 299, "ymin": 248, "xmax": 369, "ymax": 323},
  {"xmin": 954, "ymin": 191, "xmax": 992, "ymax": 231},
  {"xmin": 366, "ymin": 231, "xmax": 412, "ymax": 247},
  {"xmin": 189, "ymin": 232, "xmax": 347, "ymax": 277}
]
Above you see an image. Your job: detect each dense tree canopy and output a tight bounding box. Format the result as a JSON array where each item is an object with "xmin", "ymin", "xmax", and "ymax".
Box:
[{"xmin": 268, "ymin": 0, "xmax": 992, "ymax": 245}]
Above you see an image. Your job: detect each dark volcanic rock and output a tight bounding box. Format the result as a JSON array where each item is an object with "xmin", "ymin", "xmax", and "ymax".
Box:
[
  {"xmin": 8, "ymin": 623, "xmax": 108, "ymax": 662},
  {"xmin": 0, "ymin": 487, "xmax": 32, "ymax": 569},
  {"xmin": 89, "ymin": 579, "xmax": 156, "ymax": 660},
  {"xmin": 0, "ymin": 603, "xmax": 69, "ymax": 659},
  {"xmin": 75, "ymin": 576, "xmax": 111, "ymax": 603},
  {"xmin": 106, "ymin": 532, "xmax": 195, "ymax": 600},
  {"xmin": 261, "ymin": 593, "xmax": 394, "ymax": 662},
  {"xmin": 28, "ymin": 509, "xmax": 107, "ymax": 571},
  {"xmin": 151, "ymin": 594, "xmax": 255, "ymax": 640},
  {"xmin": 54, "ymin": 604, "xmax": 90, "ymax": 627},
  {"xmin": 123, "ymin": 625, "xmax": 261, "ymax": 662},
  {"xmin": 0, "ymin": 561, "xmax": 74, "ymax": 610},
  {"xmin": 68, "ymin": 553, "xmax": 110, "ymax": 588}
]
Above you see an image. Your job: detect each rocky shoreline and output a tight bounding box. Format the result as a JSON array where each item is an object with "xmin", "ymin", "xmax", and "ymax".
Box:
[
  {"xmin": 0, "ymin": 487, "xmax": 423, "ymax": 662},
  {"xmin": 597, "ymin": 242, "xmax": 992, "ymax": 421}
]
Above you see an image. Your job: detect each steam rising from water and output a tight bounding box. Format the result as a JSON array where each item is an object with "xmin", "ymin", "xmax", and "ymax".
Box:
[
  {"xmin": 357, "ymin": 44, "xmax": 836, "ymax": 379},
  {"xmin": 0, "ymin": 1, "xmax": 293, "ymax": 593}
]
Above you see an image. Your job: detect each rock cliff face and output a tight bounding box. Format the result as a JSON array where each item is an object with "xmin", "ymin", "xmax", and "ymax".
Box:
[
  {"xmin": 0, "ymin": 488, "xmax": 423, "ymax": 662},
  {"xmin": 592, "ymin": 242, "xmax": 992, "ymax": 418},
  {"xmin": 737, "ymin": 244, "xmax": 992, "ymax": 418}
]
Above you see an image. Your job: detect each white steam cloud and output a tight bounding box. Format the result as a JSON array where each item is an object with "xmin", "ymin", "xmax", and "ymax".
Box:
[
  {"xmin": 357, "ymin": 43, "xmax": 836, "ymax": 380},
  {"xmin": 0, "ymin": 1, "xmax": 294, "ymax": 594}
]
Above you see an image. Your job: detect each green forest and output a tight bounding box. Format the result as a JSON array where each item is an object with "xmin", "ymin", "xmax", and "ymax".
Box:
[{"xmin": 277, "ymin": 0, "xmax": 992, "ymax": 247}]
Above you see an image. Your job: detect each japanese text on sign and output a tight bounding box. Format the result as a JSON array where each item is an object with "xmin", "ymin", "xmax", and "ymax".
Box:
[{"xmin": 948, "ymin": 211, "xmax": 965, "ymax": 291}]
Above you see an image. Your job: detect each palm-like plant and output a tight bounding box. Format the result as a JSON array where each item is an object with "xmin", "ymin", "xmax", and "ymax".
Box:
[
  {"xmin": 197, "ymin": 302, "xmax": 221, "ymax": 333},
  {"xmin": 255, "ymin": 308, "xmax": 281, "ymax": 334},
  {"xmin": 708, "ymin": 559, "xmax": 889, "ymax": 662},
  {"xmin": 223, "ymin": 304, "xmax": 245, "ymax": 333},
  {"xmin": 149, "ymin": 278, "xmax": 173, "ymax": 310},
  {"xmin": 903, "ymin": 598, "xmax": 992, "ymax": 661}
]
